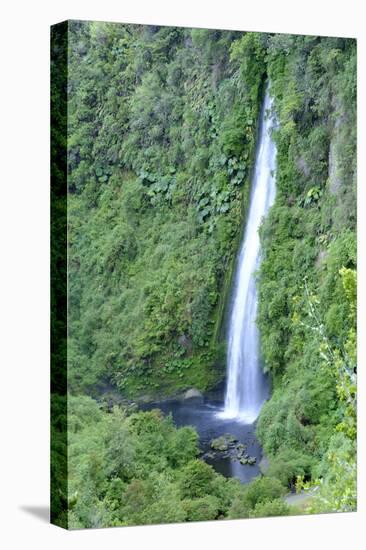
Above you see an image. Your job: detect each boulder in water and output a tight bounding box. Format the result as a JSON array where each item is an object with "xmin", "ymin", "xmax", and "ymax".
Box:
[
  {"xmin": 236, "ymin": 443, "xmax": 246, "ymax": 457},
  {"xmin": 210, "ymin": 433, "xmax": 238, "ymax": 451},
  {"xmin": 203, "ymin": 451, "xmax": 215, "ymax": 460},
  {"xmin": 223, "ymin": 433, "xmax": 238, "ymax": 444},
  {"xmin": 240, "ymin": 455, "xmax": 256, "ymax": 465},
  {"xmin": 211, "ymin": 436, "xmax": 229, "ymax": 451}
]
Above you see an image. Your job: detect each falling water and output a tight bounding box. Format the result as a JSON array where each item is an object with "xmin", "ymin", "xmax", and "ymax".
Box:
[{"xmin": 220, "ymin": 88, "xmax": 277, "ymax": 423}]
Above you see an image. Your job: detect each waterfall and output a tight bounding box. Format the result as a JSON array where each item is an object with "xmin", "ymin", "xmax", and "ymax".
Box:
[{"xmin": 220, "ymin": 88, "xmax": 277, "ymax": 423}]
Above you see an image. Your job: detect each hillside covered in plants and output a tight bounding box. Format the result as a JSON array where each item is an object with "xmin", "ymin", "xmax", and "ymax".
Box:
[
  {"xmin": 51, "ymin": 21, "xmax": 356, "ymax": 528},
  {"xmin": 66, "ymin": 22, "xmax": 267, "ymax": 398},
  {"xmin": 257, "ymin": 34, "xmax": 356, "ymax": 512}
]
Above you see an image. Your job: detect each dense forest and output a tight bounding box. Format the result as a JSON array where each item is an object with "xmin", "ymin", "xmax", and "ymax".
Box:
[{"xmin": 51, "ymin": 21, "xmax": 356, "ymax": 528}]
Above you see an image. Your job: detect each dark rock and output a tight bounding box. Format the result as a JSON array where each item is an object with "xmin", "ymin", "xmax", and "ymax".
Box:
[
  {"xmin": 223, "ymin": 433, "xmax": 238, "ymax": 445},
  {"xmin": 203, "ymin": 451, "xmax": 215, "ymax": 460}
]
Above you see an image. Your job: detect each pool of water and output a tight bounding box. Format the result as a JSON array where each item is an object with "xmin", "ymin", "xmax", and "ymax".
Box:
[{"xmin": 141, "ymin": 397, "xmax": 263, "ymax": 483}]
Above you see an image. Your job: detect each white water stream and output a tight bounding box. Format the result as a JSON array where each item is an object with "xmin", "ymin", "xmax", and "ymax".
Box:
[{"xmin": 220, "ymin": 88, "xmax": 277, "ymax": 423}]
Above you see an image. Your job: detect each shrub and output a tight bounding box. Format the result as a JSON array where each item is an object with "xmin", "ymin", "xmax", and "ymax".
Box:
[
  {"xmin": 178, "ymin": 460, "xmax": 216, "ymax": 499},
  {"xmin": 251, "ymin": 498, "xmax": 290, "ymax": 518},
  {"xmin": 182, "ymin": 495, "xmax": 221, "ymax": 521}
]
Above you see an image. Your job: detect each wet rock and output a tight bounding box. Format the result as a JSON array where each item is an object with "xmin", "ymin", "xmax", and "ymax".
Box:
[
  {"xmin": 328, "ymin": 138, "xmax": 342, "ymax": 195},
  {"xmin": 223, "ymin": 433, "xmax": 238, "ymax": 445},
  {"xmin": 211, "ymin": 436, "xmax": 229, "ymax": 451},
  {"xmin": 236, "ymin": 443, "xmax": 246, "ymax": 458},
  {"xmin": 184, "ymin": 388, "xmax": 203, "ymax": 400},
  {"xmin": 203, "ymin": 451, "xmax": 216, "ymax": 460},
  {"xmin": 210, "ymin": 433, "xmax": 238, "ymax": 451},
  {"xmin": 240, "ymin": 454, "xmax": 256, "ymax": 466}
]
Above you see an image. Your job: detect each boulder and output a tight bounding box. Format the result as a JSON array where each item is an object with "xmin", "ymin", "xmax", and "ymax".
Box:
[
  {"xmin": 240, "ymin": 454, "xmax": 256, "ymax": 466},
  {"xmin": 183, "ymin": 388, "xmax": 203, "ymax": 400},
  {"xmin": 223, "ymin": 433, "xmax": 238, "ymax": 445},
  {"xmin": 210, "ymin": 433, "xmax": 238, "ymax": 452},
  {"xmin": 210, "ymin": 436, "xmax": 229, "ymax": 451},
  {"xmin": 203, "ymin": 451, "xmax": 215, "ymax": 460},
  {"xmin": 236, "ymin": 443, "xmax": 246, "ymax": 458}
]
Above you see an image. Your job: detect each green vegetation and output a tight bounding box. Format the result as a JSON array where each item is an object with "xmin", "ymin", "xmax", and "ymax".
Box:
[
  {"xmin": 256, "ymin": 35, "xmax": 356, "ymax": 512},
  {"xmin": 51, "ymin": 21, "xmax": 356, "ymax": 527},
  {"xmin": 54, "ymin": 395, "xmax": 290, "ymax": 528},
  {"xmin": 51, "ymin": 22, "xmax": 68, "ymax": 525},
  {"xmin": 67, "ymin": 22, "xmax": 266, "ymax": 399}
]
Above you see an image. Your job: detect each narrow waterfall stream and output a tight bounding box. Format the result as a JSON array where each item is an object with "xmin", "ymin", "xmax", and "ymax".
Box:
[
  {"xmin": 142, "ymin": 88, "xmax": 277, "ymax": 482},
  {"xmin": 221, "ymin": 88, "xmax": 277, "ymax": 422}
]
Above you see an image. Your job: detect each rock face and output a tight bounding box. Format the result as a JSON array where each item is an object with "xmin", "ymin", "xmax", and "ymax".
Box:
[
  {"xmin": 315, "ymin": 249, "xmax": 328, "ymax": 268},
  {"xmin": 329, "ymin": 139, "xmax": 342, "ymax": 195},
  {"xmin": 183, "ymin": 388, "xmax": 203, "ymax": 400},
  {"xmin": 296, "ymin": 155, "xmax": 310, "ymax": 178}
]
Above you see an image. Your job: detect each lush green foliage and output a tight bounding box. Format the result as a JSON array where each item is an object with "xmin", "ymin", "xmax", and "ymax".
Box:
[
  {"xmin": 67, "ymin": 22, "xmax": 266, "ymax": 398},
  {"xmin": 53, "ymin": 22, "xmax": 357, "ymax": 528},
  {"xmin": 58, "ymin": 395, "xmax": 288, "ymax": 528},
  {"xmin": 51, "ymin": 23, "xmax": 68, "ymax": 525},
  {"xmin": 256, "ymin": 35, "xmax": 356, "ymax": 511},
  {"xmin": 228, "ymin": 476, "xmax": 287, "ymax": 518}
]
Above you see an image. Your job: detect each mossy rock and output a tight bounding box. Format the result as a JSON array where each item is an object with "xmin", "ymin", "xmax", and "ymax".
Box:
[
  {"xmin": 240, "ymin": 455, "xmax": 256, "ymax": 465},
  {"xmin": 223, "ymin": 433, "xmax": 238, "ymax": 444},
  {"xmin": 210, "ymin": 434, "xmax": 238, "ymax": 451},
  {"xmin": 211, "ymin": 436, "xmax": 229, "ymax": 451},
  {"xmin": 236, "ymin": 443, "xmax": 246, "ymax": 458}
]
